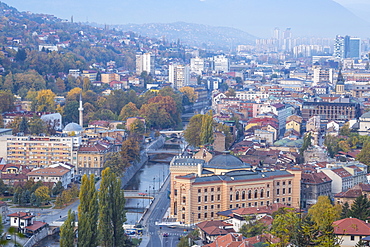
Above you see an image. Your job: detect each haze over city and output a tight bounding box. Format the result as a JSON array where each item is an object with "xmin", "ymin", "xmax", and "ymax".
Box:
[{"xmin": 4, "ymin": 0, "xmax": 370, "ymax": 38}]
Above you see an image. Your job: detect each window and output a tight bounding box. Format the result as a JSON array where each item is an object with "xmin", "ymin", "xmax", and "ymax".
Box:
[
  {"xmin": 261, "ymin": 201, "xmax": 264, "ymax": 206},
  {"xmin": 254, "ymin": 190, "xmax": 258, "ymax": 199},
  {"xmin": 229, "ymin": 205, "xmax": 233, "ymax": 209},
  {"xmin": 283, "ymin": 188, "xmax": 286, "ymax": 195},
  {"xmin": 198, "ymin": 189, "xmax": 201, "ymax": 193},
  {"xmin": 211, "ymin": 188, "xmax": 214, "ymax": 192},
  {"xmin": 276, "ymin": 198, "xmax": 280, "ymax": 203},
  {"xmin": 217, "ymin": 194, "xmax": 221, "ymax": 201},
  {"xmin": 248, "ymin": 190, "xmax": 252, "ymax": 199},
  {"xmin": 198, "ymin": 206, "xmax": 201, "ymax": 211},
  {"xmin": 198, "ymin": 213, "xmax": 201, "ymax": 219},
  {"xmin": 236, "ymin": 204, "xmax": 239, "ymax": 208},
  {"xmin": 351, "ymin": 235, "xmax": 355, "ymax": 241},
  {"xmin": 204, "ymin": 196, "xmax": 208, "ymax": 202},
  {"xmin": 211, "ymin": 195, "xmax": 214, "ymax": 201},
  {"xmin": 198, "ymin": 196, "xmax": 201, "ymax": 203},
  {"xmin": 254, "ymin": 202, "xmax": 257, "ymax": 206},
  {"xmin": 288, "ymin": 181, "xmax": 291, "ymax": 185},
  {"xmin": 182, "ymin": 214, "xmax": 185, "ymax": 220},
  {"xmin": 277, "ymin": 189, "xmax": 280, "ymax": 195},
  {"xmin": 242, "ymin": 191, "xmax": 246, "ymax": 200},
  {"xmin": 217, "ymin": 187, "xmax": 221, "ymax": 192},
  {"xmin": 236, "ymin": 191, "xmax": 239, "ymax": 200},
  {"xmin": 217, "ymin": 204, "xmax": 220, "ymax": 209},
  {"xmin": 248, "ymin": 203, "xmax": 251, "ymax": 207},
  {"xmin": 230, "ymin": 194, "xmax": 233, "ymax": 201},
  {"xmin": 174, "ymin": 190, "xmax": 177, "ymax": 196},
  {"xmin": 277, "ymin": 182, "xmax": 280, "ymax": 186},
  {"xmin": 260, "ymin": 189, "xmax": 264, "ymax": 198},
  {"xmin": 182, "ymin": 197, "xmax": 186, "ymax": 203},
  {"xmin": 211, "ymin": 205, "xmax": 214, "ymax": 209},
  {"xmin": 204, "ymin": 206, "xmax": 207, "ymax": 210},
  {"xmin": 211, "ymin": 212, "xmax": 214, "ymax": 217},
  {"xmin": 230, "ymin": 187, "xmax": 233, "ymax": 191},
  {"xmin": 204, "ymin": 189, "xmax": 207, "ymax": 193},
  {"xmin": 283, "ymin": 181, "xmax": 285, "ymax": 185},
  {"xmin": 288, "ymin": 188, "xmax": 292, "ymax": 194},
  {"xmin": 204, "ymin": 213, "xmax": 207, "ymax": 218},
  {"xmin": 267, "ymin": 191, "xmax": 270, "ymax": 197}
]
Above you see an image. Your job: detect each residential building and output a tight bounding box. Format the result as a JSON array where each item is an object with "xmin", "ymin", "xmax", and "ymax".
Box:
[
  {"xmin": 8, "ymin": 212, "xmax": 48, "ymax": 234},
  {"xmin": 136, "ymin": 52, "xmax": 155, "ymax": 75},
  {"xmin": 0, "ymin": 135, "xmax": 80, "ymax": 166},
  {"xmin": 333, "ymin": 218, "xmax": 370, "ymax": 247},
  {"xmin": 335, "ymin": 183, "xmax": 370, "ymax": 206},
  {"xmin": 260, "ymin": 103, "xmax": 294, "ymax": 133},
  {"xmin": 169, "ymin": 64, "xmax": 190, "ymax": 89},
  {"xmin": 81, "ymin": 70, "xmax": 98, "ymax": 82},
  {"xmin": 196, "ymin": 220, "xmax": 235, "ymax": 243},
  {"xmin": 101, "ymin": 73, "xmax": 120, "ymax": 83},
  {"xmin": 77, "ymin": 142, "xmax": 114, "ymax": 176},
  {"xmin": 27, "ymin": 166, "xmax": 72, "ymax": 188},
  {"xmin": 213, "ymin": 55, "xmax": 229, "ymax": 72},
  {"xmin": 190, "ymin": 57, "xmax": 204, "ymax": 75},
  {"xmin": 301, "ymin": 171, "xmax": 332, "ymax": 209},
  {"xmin": 169, "ymin": 153, "xmax": 301, "ymax": 224}
]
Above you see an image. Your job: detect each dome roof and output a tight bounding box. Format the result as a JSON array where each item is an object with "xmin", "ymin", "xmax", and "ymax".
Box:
[
  {"xmin": 205, "ymin": 153, "xmax": 250, "ymax": 169},
  {"xmin": 63, "ymin": 122, "xmax": 83, "ymax": 132}
]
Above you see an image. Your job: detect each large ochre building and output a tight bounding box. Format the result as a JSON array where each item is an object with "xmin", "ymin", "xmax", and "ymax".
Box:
[{"xmin": 170, "ymin": 153, "xmax": 301, "ymax": 224}]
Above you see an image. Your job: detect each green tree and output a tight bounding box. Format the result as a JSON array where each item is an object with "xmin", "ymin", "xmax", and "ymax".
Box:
[
  {"xmin": 60, "ymin": 210, "xmax": 76, "ymax": 247},
  {"xmin": 104, "ymin": 152, "xmax": 128, "ymax": 175},
  {"xmin": 340, "ymin": 202, "xmax": 350, "ymax": 219},
  {"xmin": 348, "ymin": 195, "xmax": 370, "ymax": 221},
  {"xmin": 269, "ymin": 208, "xmax": 300, "ymax": 247},
  {"xmin": 78, "ymin": 174, "xmax": 98, "ymax": 247},
  {"xmin": 357, "ymin": 142, "xmax": 370, "ymax": 167},
  {"xmin": 28, "ymin": 116, "xmax": 47, "ymax": 135},
  {"xmin": 0, "ymin": 90, "xmax": 14, "ymax": 113},
  {"xmin": 52, "ymin": 181, "xmax": 64, "ymax": 196},
  {"xmin": 240, "ymin": 215, "xmax": 267, "ymax": 238},
  {"xmin": 184, "ymin": 114, "xmax": 203, "ymax": 147},
  {"xmin": 98, "ymin": 168, "xmax": 127, "ymax": 247},
  {"xmin": 129, "ymin": 119, "xmax": 145, "ymax": 135},
  {"xmin": 200, "ymin": 113, "xmax": 213, "ymax": 145},
  {"xmin": 300, "ymin": 132, "xmax": 312, "ymax": 155}
]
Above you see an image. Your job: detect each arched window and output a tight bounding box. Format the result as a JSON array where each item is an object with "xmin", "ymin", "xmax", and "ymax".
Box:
[
  {"xmin": 242, "ymin": 191, "xmax": 246, "ymax": 200},
  {"xmin": 236, "ymin": 191, "xmax": 239, "ymax": 200},
  {"xmin": 248, "ymin": 190, "xmax": 252, "ymax": 199},
  {"xmin": 254, "ymin": 190, "xmax": 258, "ymax": 199},
  {"xmin": 260, "ymin": 189, "xmax": 264, "ymax": 198}
]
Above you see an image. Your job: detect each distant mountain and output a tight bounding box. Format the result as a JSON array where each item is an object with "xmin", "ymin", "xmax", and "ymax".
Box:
[
  {"xmin": 5, "ymin": 0, "xmax": 370, "ymax": 38},
  {"xmin": 342, "ymin": 3, "xmax": 370, "ymax": 24},
  {"xmin": 113, "ymin": 22, "xmax": 256, "ymax": 49}
]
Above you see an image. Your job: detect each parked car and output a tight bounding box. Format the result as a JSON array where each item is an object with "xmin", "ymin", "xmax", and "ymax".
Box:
[
  {"xmin": 163, "ymin": 233, "xmax": 169, "ymax": 237},
  {"xmin": 6, "ymin": 235, "xmax": 11, "ymax": 240}
]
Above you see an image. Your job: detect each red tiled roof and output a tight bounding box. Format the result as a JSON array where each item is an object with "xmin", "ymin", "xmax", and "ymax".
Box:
[
  {"xmin": 196, "ymin": 220, "xmax": 235, "ymax": 236},
  {"xmin": 334, "ymin": 218, "xmax": 370, "ymax": 235},
  {"xmin": 332, "ymin": 168, "xmax": 352, "ymax": 178},
  {"xmin": 25, "ymin": 221, "xmax": 48, "ymax": 231},
  {"xmin": 27, "ymin": 167, "xmax": 69, "ymax": 177},
  {"xmin": 302, "ymin": 172, "xmax": 331, "ymax": 184},
  {"xmin": 8, "ymin": 212, "xmax": 34, "ymax": 219}
]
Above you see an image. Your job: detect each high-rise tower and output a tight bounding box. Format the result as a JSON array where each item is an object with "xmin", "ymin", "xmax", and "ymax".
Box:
[{"xmin": 79, "ymin": 94, "xmax": 84, "ymax": 127}]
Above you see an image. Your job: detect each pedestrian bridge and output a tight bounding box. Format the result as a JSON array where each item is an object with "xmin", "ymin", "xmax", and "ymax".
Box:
[
  {"xmin": 124, "ymin": 190, "xmax": 156, "ymax": 199},
  {"xmin": 159, "ymin": 130, "xmax": 183, "ymax": 138}
]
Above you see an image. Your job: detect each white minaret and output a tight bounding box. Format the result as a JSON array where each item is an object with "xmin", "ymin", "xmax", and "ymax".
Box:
[{"xmin": 78, "ymin": 94, "xmax": 84, "ymax": 127}]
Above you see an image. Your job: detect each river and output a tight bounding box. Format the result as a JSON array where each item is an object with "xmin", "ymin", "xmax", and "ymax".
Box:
[{"xmin": 123, "ymin": 160, "xmax": 170, "ymax": 225}]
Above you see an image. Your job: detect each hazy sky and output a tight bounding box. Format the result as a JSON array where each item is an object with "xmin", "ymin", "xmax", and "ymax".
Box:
[{"xmin": 2, "ymin": 0, "xmax": 370, "ymax": 38}]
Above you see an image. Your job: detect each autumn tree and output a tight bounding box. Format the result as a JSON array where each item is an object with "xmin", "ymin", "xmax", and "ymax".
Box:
[
  {"xmin": 179, "ymin": 86, "xmax": 198, "ymax": 103},
  {"xmin": 98, "ymin": 168, "xmax": 128, "ymax": 247},
  {"xmin": 307, "ymin": 196, "xmax": 341, "ymax": 246},
  {"xmin": 28, "ymin": 116, "xmax": 47, "ymax": 135},
  {"xmin": 129, "ymin": 119, "xmax": 146, "ymax": 135},
  {"xmin": 78, "ymin": 174, "xmax": 98, "ymax": 247},
  {"xmin": 121, "ymin": 137, "xmax": 140, "ymax": 164},
  {"xmin": 34, "ymin": 186, "xmax": 50, "ymax": 203},
  {"xmin": 0, "ymin": 90, "xmax": 14, "ymax": 113},
  {"xmin": 60, "ymin": 210, "xmax": 76, "ymax": 247},
  {"xmin": 184, "ymin": 114, "xmax": 203, "ymax": 147},
  {"xmin": 32, "ymin": 89, "xmax": 56, "ymax": 112},
  {"xmin": 104, "ymin": 153, "xmax": 128, "ymax": 175},
  {"xmin": 200, "ymin": 113, "xmax": 214, "ymax": 145},
  {"xmin": 269, "ymin": 208, "xmax": 300, "ymax": 247},
  {"xmin": 119, "ymin": 102, "xmax": 139, "ymax": 121}
]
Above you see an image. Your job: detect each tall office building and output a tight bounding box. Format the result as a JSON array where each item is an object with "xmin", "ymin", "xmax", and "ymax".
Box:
[
  {"xmin": 334, "ymin": 35, "xmax": 361, "ymax": 59},
  {"xmin": 169, "ymin": 64, "xmax": 190, "ymax": 89},
  {"xmin": 136, "ymin": 53, "xmax": 155, "ymax": 75}
]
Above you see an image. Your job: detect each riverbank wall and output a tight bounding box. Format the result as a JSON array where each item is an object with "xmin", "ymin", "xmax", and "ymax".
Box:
[{"xmin": 121, "ymin": 136, "xmax": 165, "ymax": 187}]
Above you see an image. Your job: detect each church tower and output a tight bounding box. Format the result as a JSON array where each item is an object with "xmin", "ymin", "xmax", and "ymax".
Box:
[
  {"xmin": 78, "ymin": 94, "xmax": 84, "ymax": 127},
  {"xmin": 335, "ymin": 69, "xmax": 345, "ymax": 94}
]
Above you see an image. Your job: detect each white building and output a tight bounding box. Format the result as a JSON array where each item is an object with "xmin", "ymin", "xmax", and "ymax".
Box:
[
  {"xmin": 136, "ymin": 53, "xmax": 155, "ymax": 75},
  {"xmin": 27, "ymin": 166, "xmax": 72, "ymax": 189},
  {"xmin": 235, "ymin": 91, "xmax": 269, "ymax": 101},
  {"xmin": 169, "ymin": 64, "xmax": 190, "ymax": 89},
  {"xmin": 260, "ymin": 103, "xmax": 293, "ymax": 133},
  {"xmin": 213, "ymin": 55, "xmax": 229, "ymax": 73},
  {"xmin": 190, "ymin": 57, "xmax": 204, "ymax": 75}
]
